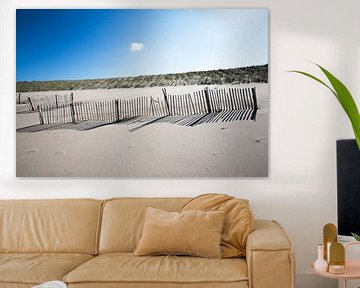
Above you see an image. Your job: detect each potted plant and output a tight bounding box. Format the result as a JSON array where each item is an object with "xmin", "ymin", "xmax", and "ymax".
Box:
[{"xmin": 290, "ymin": 63, "xmax": 360, "ymax": 240}]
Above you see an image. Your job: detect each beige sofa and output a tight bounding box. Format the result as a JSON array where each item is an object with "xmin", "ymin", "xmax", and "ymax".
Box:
[{"xmin": 0, "ymin": 198, "xmax": 295, "ymax": 288}]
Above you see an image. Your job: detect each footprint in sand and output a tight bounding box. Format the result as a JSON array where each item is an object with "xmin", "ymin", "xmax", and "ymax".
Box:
[
  {"xmin": 55, "ymin": 151, "xmax": 66, "ymax": 156},
  {"xmin": 256, "ymin": 139, "xmax": 267, "ymax": 143},
  {"xmin": 26, "ymin": 149, "xmax": 38, "ymax": 153}
]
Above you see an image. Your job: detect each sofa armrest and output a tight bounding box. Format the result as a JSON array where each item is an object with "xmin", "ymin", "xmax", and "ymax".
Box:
[{"xmin": 246, "ymin": 220, "xmax": 295, "ymax": 288}]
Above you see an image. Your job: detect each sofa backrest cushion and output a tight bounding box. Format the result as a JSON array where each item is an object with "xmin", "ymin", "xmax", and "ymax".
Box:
[
  {"xmin": 0, "ymin": 199, "xmax": 102, "ymax": 254},
  {"xmin": 134, "ymin": 207, "xmax": 225, "ymax": 258},
  {"xmin": 99, "ymin": 198, "xmax": 189, "ymax": 253},
  {"xmin": 181, "ymin": 194, "xmax": 254, "ymax": 258}
]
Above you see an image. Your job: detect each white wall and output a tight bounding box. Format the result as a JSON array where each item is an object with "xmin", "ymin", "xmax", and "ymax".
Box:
[{"xmin": 1, "ymin": 0, "xmax": 359, "ymax": 287}]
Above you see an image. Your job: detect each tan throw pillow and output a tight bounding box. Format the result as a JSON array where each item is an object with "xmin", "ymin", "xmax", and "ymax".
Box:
[
  {"xmin": 134, "ymin": 207, "xmax": 225, "ymax": 258},
  {"xmin": 181, "ymin": 193, "xmax": 254, "ymax": 258}
]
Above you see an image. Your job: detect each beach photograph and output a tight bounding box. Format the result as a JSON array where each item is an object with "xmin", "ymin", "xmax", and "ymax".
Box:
[{"xmin": 16, "ymin": 9, "xmax": 269, "ymax": 177}]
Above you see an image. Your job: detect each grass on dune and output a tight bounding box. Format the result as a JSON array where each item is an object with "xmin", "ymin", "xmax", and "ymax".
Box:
[{"xmin": 16, "ymin": 65, "xmax": 268, "ymax": 93}]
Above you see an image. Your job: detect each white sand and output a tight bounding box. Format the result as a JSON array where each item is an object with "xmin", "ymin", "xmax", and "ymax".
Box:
[{"xmin": 16, "ymin": 84, "xmax": 268, "ymax": 177}]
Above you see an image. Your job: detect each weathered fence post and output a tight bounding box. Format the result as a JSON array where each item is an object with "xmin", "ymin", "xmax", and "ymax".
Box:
[
  {"xmin": 150, "ymin": 97, "xmax": 155, "ymax": 116},
  {"xmin": 69, "ymin": 93, "xmax": 75, "ymax": 123},
  {"xmin": 55, "ymin": 95, "xmax": 59, "ymax": 108},
  {"xmin": 115, "ymin": 99, "xmax": 120, "ymax": 122},
  {"xmin": 27, "ymin": 97, "xmax": 34, "ymax": 111},
  {"xmin": 70, "ymin": 103, "xmax": 76, "ymax": 123},
  {"xmin": 17, "ymin": 93, "xmax": 21, "ymax": 104},
  {"xmin": 229, "ymin": 88, "xmax": 235, "ymax": 110},
  {"xmin": 204, "ymin": 87, "xmax": 212, "ymax": 113},
  {"xmin": 38, "ymin": 106, "xmax": 44, "ymax": 125},
  {"xmin": 251, "ymin": 87, "xmax": 258, "ymax": 110},
  {"xmin": 162, "ymin": 88, "xmax": 171, "ymax": 116}
]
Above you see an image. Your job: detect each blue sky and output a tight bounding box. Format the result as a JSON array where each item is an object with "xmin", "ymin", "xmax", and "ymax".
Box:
[{"xmin": 16, "ymin": 9, "xmax": 268, "ymax": 81}]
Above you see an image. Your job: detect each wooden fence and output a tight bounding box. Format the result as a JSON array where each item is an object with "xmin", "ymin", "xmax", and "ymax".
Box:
[
  {"xmin": 26, "ymin": 94, "xmax": 73, "ymax": 111},
  {"xmin": 165, "ymin": 87, "xmax": 257, "ymax": 115},
  {"xmin": 16, "ymin": 93, "xmax": 21, "ymax": 104},
  {"xmin": 37, "ymin": 87, "xmax": 257, "ymax": 125},
  {"xmin": 38, "ymin": 96, "xmax": 169, "ymax": 125}
]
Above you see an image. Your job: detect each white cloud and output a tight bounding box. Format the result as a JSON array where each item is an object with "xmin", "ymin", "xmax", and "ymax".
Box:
[{"xmin": 130, "ymin": 42, "xmax": 144, "ymax": 52}]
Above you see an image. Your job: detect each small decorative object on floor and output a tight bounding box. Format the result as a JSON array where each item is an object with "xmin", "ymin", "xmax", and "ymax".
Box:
[
  {"xmin": 329, "ymin": 242, "xmax": 345, "ymax": 275},
  {"xmin": 318, "ymin": 223, "xmax": 346, "ymax": 275},
  {"xmin": 314, "ymin": 244, "xmax": 328, "ymax": 272},
  {"xmin": 323, "ymin": 223, "xmax": 337, "ymax": 262},
  {"xmin": 32, "ymin": 281, "xmax": 67, "ymax": 288},
  {"xmin": 328, "ymin": 264, "xmax": 345, "ymax": 275}
]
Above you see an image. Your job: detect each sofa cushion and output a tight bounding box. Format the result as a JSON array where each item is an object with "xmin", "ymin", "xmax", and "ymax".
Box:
[
  {"xmin": 0, "ymin": 199, "xmax": 102, "ymax": 254},
  {"xmin": 134, "ymin": 207, "xmax": 225, "ymax": 258},
  {"xmin": 181, "ymin": 194, "xmax": 254, "ymax": 258},
  {"xmin": 63, "ymin": 253, "xmax": 248, "ymax": 284},
  {"xmin": 99, "ymin": 198, "xmax": 190, "ymax": 253},
  {"xmin": 0, "ymin": 253, "xmax": 93, "ymax": 285}
]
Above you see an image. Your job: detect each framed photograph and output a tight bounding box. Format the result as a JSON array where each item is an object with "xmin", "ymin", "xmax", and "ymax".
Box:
[{"xmin": 16, "ymin": 9, "xmax": 269, "ymax": 177}]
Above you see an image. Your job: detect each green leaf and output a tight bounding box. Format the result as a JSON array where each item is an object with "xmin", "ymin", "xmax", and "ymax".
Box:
[
  {"xmin": 288, "ymin": 70, "xmax": 337, "ymax": 99},
  {"xmin": 289, "ymin": 64, "xmax": 360, "ymax": 150},
  {"xmin": 351, "ymin": 232, "xmax": 360, "ymax": 241},
  {"xmin": 316, "ymin": 64, "xmax": 360, "ymax": 150}
]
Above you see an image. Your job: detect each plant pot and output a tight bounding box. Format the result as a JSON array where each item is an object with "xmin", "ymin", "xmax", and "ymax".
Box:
[{"xmin": 337, "ymin": 139, "xmax": 360, "ymax": 239}]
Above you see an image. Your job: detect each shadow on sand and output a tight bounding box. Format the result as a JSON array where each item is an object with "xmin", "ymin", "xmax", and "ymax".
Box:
[{"xmin": 16, "ymin": 109, "xmax": 257, "ymax": 133}]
